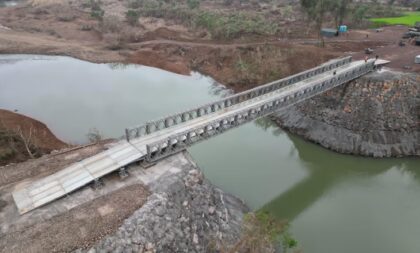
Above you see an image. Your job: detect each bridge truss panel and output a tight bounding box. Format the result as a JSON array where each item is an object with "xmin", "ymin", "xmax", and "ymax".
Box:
[
  {"xmin": 145, "ymin": 60, "xmax": 375, "ymax": 162},
  {"xmin": 125, "ymin": 56, "xmax": 353, "ymax": 140}
]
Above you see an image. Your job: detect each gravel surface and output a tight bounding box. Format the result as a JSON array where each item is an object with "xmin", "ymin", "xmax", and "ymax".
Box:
[
  {"xmin": 0, "ymin": 184, "xmax": 148, "ymax": 253},
  {"xmin": 78, "ymin": 155, "xmax": 249, "ymax": 253}
]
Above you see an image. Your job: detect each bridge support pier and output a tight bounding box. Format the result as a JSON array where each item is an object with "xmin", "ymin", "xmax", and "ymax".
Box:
[
  {"xmin": 119, "ymin": 167, "xmax": 129, "ymax": 179},
  {"xmin": 93, "ymin": 178, "xmax": 104, "ymax": 189}
]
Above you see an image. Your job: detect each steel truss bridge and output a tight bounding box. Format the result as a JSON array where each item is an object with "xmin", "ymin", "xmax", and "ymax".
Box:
[{"xmin": 13, "ymin": 56, "xmax": 377, "ymax": 214}]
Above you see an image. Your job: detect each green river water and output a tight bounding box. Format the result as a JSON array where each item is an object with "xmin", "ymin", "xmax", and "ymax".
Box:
[{"xmin": 1, "ymin": 55, "xmax": 419, "ymax": 253}]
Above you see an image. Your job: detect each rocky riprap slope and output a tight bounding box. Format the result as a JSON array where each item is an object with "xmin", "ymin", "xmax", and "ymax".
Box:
[
  {"xmin": 274, "ymin": 70, "xmax": 419, "ymax": 157},
  {"xmin": 76, "ymin": 157, "xmax": 249, "ymax": 253}
]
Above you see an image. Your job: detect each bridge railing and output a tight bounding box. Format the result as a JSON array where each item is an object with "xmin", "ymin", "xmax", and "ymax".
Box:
[
  {"xmin": 125, "ymin": 56, "xmax": 352, "ymax": 141},
  {"xmin": 145, "ymin": 59, "xmax": 375, "ymax": 162}
]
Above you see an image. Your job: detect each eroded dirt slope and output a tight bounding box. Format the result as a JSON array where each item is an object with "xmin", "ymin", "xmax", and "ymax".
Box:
[{"xmin": 0, "ymin": 109, "xmax": 67, "ymax": 165}]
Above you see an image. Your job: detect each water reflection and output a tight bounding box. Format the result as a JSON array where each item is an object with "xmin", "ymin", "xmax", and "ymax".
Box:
[
  {"xmin": 262, "ymin": 130, "xmax": 420, "ymax": 221},
  {"xmin": 107, "ymin": 62, "xmax": 134, "ymax": 70},
  {"xmin": 254, "ymin": 117, "xmax": 284, "ymax": 136}
]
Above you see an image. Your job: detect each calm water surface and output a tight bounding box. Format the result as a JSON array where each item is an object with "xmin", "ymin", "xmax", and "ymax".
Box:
[
  {"xmin": 1, "ymin": 55, "xmax": 419, "ymax": 253},
  {"xmin": 0, "ymin": 0, "xmax": 18, "ymax": 7}
]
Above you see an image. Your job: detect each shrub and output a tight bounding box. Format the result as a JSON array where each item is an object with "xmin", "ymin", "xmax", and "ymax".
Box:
[
  {"xmin": 101, "ymin": 15, "xmax": 123, "ymax": 33},
  {"xmin": 187, "ymin": 0, "xmax": 200, "ymax": 9},
  {"xmin": 86, "ymin": 128, "xmax": 103, "ymax": 143},
  {"xmin": 91, "ymin": 9, "xmax": 105, "ymax": 20},
  {"xmin": 90, "ymin": 0, "xmax": 104, "ymax": 20},
  {"xmin": 195, "ymin": 11, "xmax": 278, "ymax": 39},
  {"xmin": 57, "ymin": 14, "xmax": 76, "ymax": 22},
  {"xmin": 208, "ymin": 211, "xmax": 298, "ymax": 253},
  {"xmin": 128, "ymin": 0, "xmax": 142, "ymax": 9},
  {"xmin": 126, "ymin": 9, "xmax": 140, "ymax": 26},
  {"xmin": 137, "ymin": 2, "xmax": 278, "ymax": 39},
  {"xmin": 223, "ymin": 0, "xmax": 234, "ymax": 6},
  {"xmin": 80, "ymin": 24, "xmax": 93, "ymax": 31},
  {"xmin": 119, "ymin": 27, "xmax": 143, "ymax": 43},
  {"xmin": 0, "ymin": 148, "xmax": 15, "ymax": 161}
]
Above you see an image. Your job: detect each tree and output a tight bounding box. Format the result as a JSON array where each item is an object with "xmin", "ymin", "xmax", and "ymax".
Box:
[
  {"xmin": 16, "ymin": 125, "xmax": 35, "ymax": 159},
  {"xmin": 300, "ymin": 0, "xmax": 345, "ymax": 47},
  {"xmin": 353, "ymin": 5, "xmax": 368, "ymax": 24},
  {"xmin": 335, "ymin": 0, "xmax": 352, "ymax": 27}
]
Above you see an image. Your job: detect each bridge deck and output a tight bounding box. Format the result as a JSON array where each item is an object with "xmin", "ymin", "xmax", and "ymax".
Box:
[{"xmin": 12, "ymin": 59, "xmax": 374, "ymax": 214}]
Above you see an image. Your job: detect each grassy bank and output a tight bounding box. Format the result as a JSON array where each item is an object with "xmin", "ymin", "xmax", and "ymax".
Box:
[{"xmin": 370, "ymin": 11, "xmax": 420, "ymax": 26}]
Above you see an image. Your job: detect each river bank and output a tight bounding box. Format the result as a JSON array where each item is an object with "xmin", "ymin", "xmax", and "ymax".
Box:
[{"xmin": 274, "ymin": 70, "xmax": 420, "ymax": 158}]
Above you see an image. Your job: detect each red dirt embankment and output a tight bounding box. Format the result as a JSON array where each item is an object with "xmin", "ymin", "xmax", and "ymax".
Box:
[
  {"xmin": 0, "ymin": 109, "xmax": 66, "ymax": 150},
  {"xmin": 0, "ymin": 109, "xmax": 68, "ymax": 165},
  {"xmin": 128, "ymin": 42, "xmax": 340, "ymax": 91}
]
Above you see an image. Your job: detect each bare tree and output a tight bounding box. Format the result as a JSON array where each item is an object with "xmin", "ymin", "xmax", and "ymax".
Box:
[
  {"xmin": 300, "ymin": 0, "xmax": 351, "ymax": 47},
  {"xmin": 87, "ymin": 128, "xmax": 103, "ymax": 143},
  {"xmin": 16, "ymin": 125, "xmax": 35, "ymax": 159}
]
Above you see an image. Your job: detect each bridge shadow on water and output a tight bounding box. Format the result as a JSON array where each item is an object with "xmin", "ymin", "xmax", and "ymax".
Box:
[{"xmin": 254, "ymin": 118, "xmax": 420, "ymax": 222}]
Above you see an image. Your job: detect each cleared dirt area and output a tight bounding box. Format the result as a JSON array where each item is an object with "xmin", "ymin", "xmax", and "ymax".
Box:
[
  {"xmin": 326, "ymin": 26, "xmax": 420, "ymax": 72},
  {"xmin": 0, "ymin": 27, "xmax": 125, "ymax": 63},
  {"xmin": 0, "ymin": 184, "xmax": 148, "ymax": 253}
]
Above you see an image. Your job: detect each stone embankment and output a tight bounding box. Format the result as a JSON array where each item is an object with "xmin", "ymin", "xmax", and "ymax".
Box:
[
  {"xmin": 274, "ymin": 70, "xmax": 419, "ymax": 157},
  {"xmin": 76, "ymin": 153, "xmax": 249, "ymax": 253}
]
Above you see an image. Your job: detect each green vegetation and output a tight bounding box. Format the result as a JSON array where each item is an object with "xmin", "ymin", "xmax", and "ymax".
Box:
[
  {"xmin": 129, "ymin": 0, "xmax": 278, "ymax": 39},
  {"xmin": 235, "ymin": 58, "xmax": 251, "ymax": 72},
  {"xmin": 370, "ymin": 12, "xmax": 420, "ymax": 26},
  {"xmin": 187, "ymin": 0, "xmax": 200, "ymax": 10},
  {"xmin": 300, "ymin": 0, "xmax": 352, "ymax": 46},
  {"xmin": 209, "ymin": 211, "xmax": 298, "ymax": 253},
  {"xmin": 125, "ymin": 9, "xmax": 140, "ymax": 25},
  {"xmin": 345, "ymin": 3, "xmax": 405, "ymax": 28},
  {"xmin": 89, "ymin": 0, "xmax": 105, "ymax": 20},
  {"xmin": 239, "ymin": 211, "xmax": 298, "ymax": 252},
  {"xmin": 195, "ymin": 11, "xmax": 278, "ymax": 39},
  {"xmin": 300, "ymin": 1, "xmax": 409, "ymax": 33}
]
